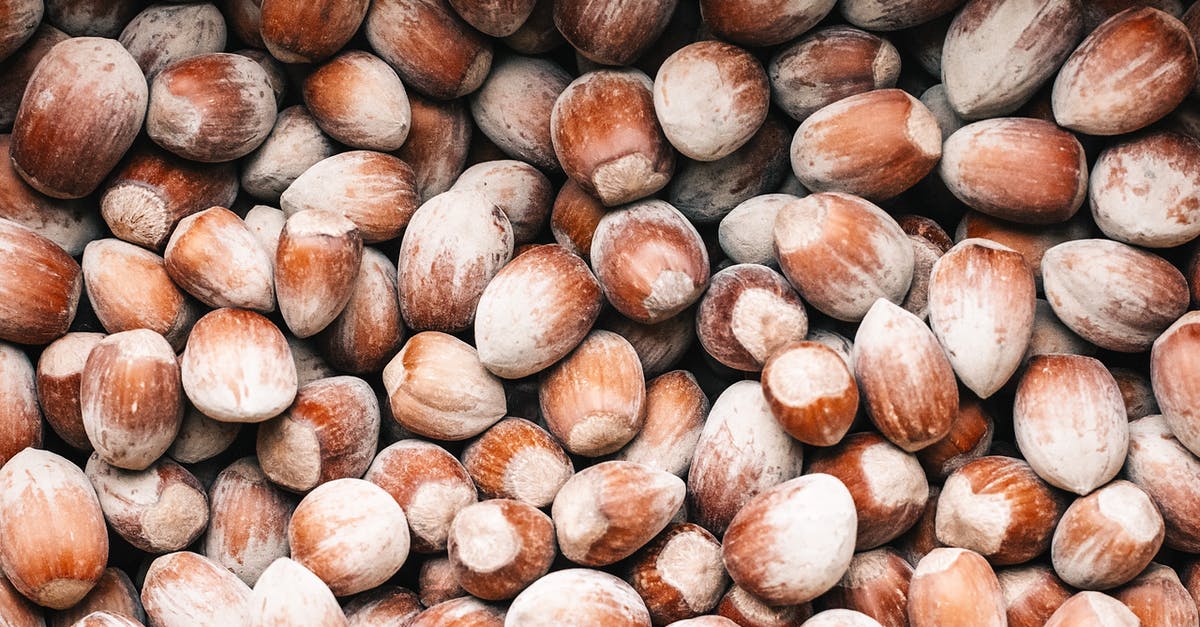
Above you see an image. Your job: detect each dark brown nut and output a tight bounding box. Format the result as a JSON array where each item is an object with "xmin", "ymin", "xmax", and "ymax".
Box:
[
  {"xmin": 687, "ymin": 380, "xmax": 804, "ymax": 534},
  {"xmin": 395, "ymin": 94, "xmax": 472, "ymax": 202},
  {"xmin": 809, "ymin": 433, "xmax": 929, "ymax": 550},
  {"xmin": 1113, "ymin": 562, "xmax": 1199, "ymax": 627},
  {"xmin": 997, "ymin": 565, "xmax": 1071, "ymax": 627},
  {"xmin": 916, "ymin": 395, "xmax": 994, "ymax": 481},
  {"xmin": 0, "ymin": 0, "xmax": 40, "ymax": 61},
  {"xmin": 791, "ymin": 89, "xmax": 941, "ymax": 201},
  {"xmin": 0, "ymin": 133, "xmax": 100, "ymax": 257},
  {"xmin": 942, "ymin": 0, "xmax": 1083, "ymax": 119},
  {"xmin": 396, "ymin": 189, "xmax": 513, "ymax": 332},
  {"xmin": 549, "ymin": 180, "xmax": 605, "ymax": 261},
  {"xmin": 0, "ymin": 24, "xmax": 67, "ymax": 129},
  {"xmin": 43, "ymin": 0, "xmax": 140, "ymax": 37},
  {"xmin": 344, "ymin": 586, "xmax": 421, "ymax": 627},
  {"xmin": 46, "ymin": 568, "xmax": 145, "ymax": 627},
  {"xmin": 668, "ymin": 114, "xmax": 792, "ymax": 224},
  {"xmin": 539, "ymin": 329, "xmax": 645, "ymax": 457},
  {"xmin": 0, "ymin": 342, "xmax": 39, "ymax": 466},
  {"xmin": 257, "ymin": 376, "xmax": 380, "ymax": 493},
  {"xmin": 364, "ymin": 439, "xmax": 478, "ymax": 553},
  {"xmin": 147, "ymin": 53, "xmax": 276, "ymax": 163},
  {"xmin": 700, "ymin": 0, "xmax": 834, "ymax": 47},
  {"xmin": 281, "ymin": 151, "xmax": 419, "ymax": 245},
  {"xmin": 1045, "ymin": 591, "xmax": 1140, "ymax": 626},
  {"xmin": 939, "ymin": 118, "xmax": 1088, "ymax": 225},
  {"xmin": 697, "ymin": 264, "xmax": 808, "ymax": 372},
  {"xmin": 448, "ymin": 0, "xmax": 536, "ymax": 35},
  {"xmin": 447, "ymin": 499, "xmax": 555, "ymax": 600},
  {"xmin": 181, "ymin": 308, "xmax": 298, "ymax": 423},
  {"xmin": 260, "ymin": 0, "xmax": 367, "ymax": 63},
  {"xmin": 248, "ymin": 557, "xmax": 343, "ymax": 625},
  {"xmin": 37, "ymin": 332, "xmax": 104, "ymax": 451},
  {"xmin": 241, "ymin": 106, "xmax": 337, "ymax": 203},
  {"xmin": 1154, "ymin": 312, "xmax": 1200, "ymax": 456},
  {"xmin": 935, "ymin": 456, "xmax": 1065, "ymax": 565},
  {"xmin": 1091, "ymin": 131, "xmax": 1200, "ymax": 248},
  {"xmin": 85, "ymin": 454, "xmax": 208, "ymax": 554},
  {"xmin": 614, "ymin": 370, "xmax": 707, "ymax": 477},
  {"xmin": 164, "ymin": 206, "xmax": 275, "ymax": 312},
  {"xmin": 508, "ymin": 569, "xmax": 651, "ymax": 626},
  {"xmin": 1053, "ymin": 8, "xmax": 1197, "ymax": 135},
  {"xmin": 317, "ymin": 248, "xmax": 404, "ymax": 375},
  {"xmin": 769, "ymin": 26, "xmax": 901, "ymax": 122},
  {"xmin": 955, "ymin": 211, "xmax": 1093, "ymax": 291},
  {"xmin": 774, "ymin": 193, "xmax": 914, "ymax": 322},
  {"xmin": 462, "ymin": 417, "xmax": 574, "ymax": 508},
  {"xmin": 142, "ymin": 552, "xmax": 251, "ymax": 626},
  {"xmin": 762, "ymin": 341, "xmax": 857, "ymax": 447},
  {"xmin": 80, "ymin": 330, "xmax": 183, "ymax": 470},
  {"xmin": 1042, "ymin": 239, "xmax": 1189, "ymax": 352},
  {"xmin": 551, "ymin": 70, "xmax": 675, "ymax": 206},
  {"xmin": 382, "ymin": 331, "xmax": 506, "ymax": 441},
  {"xmin": 203, "ymin": 458, "xmax": 295, "ymax": 587},
  {"xmin": 1127, "ymin": 414, "xmax": 1200, "ymax": 551},
  {"xmin": 453, "ymin": 160, "xmax": 553, "ymax": 245},
  {"xmin": 717, "ymin": 583, "xmax": 815, "ymax": 626},
  {"xmin": 469, "ymin": 55, "xmax": 570, "ymax": 172},
  {"xmin": 553, "ymin": 0, "xmax": 674, "ymax": 65},
  {"xmin": 908, "ymin": 548, "xmax": 1005, "ymax": 627},
  {"xmin": 118, "ymin": 3, "xmax": 227, "ymax": 78},
  {"xmin": 364, "ymin": 0, "xmax": 493, "ymax": 99},
  {"xmin": 602, "ymin": 309, "xmax": 695, "ymax": 378},
  {"xmin": 169, "ymin": 405, "xmax": 241, "ymax": 464},
  {"xmin": 81, "ymin": 239, "xmax": 199, "ymax": 352},
  {"xmin": 275, "ymin": 209, "xmax": 364, "ymax": 339},
  {"xmin": 854, "ymin": 299, "xmax": 958, "ymax": 452},
  {"xmin": 10, "ymin": 37, "xmax": 146, "ymax": 199},
  {"xmin": 502, "ymin": 0, "xmax": 562, "ymax": 53},
  {"xmin": 723, "ymin": 474, "xmax": 857, "ymax": 606},
  {"xmin": 552, "ymin": 461, "xmax": 685, "ymax": 566},
  {"xmin": 1014, "ymin": 354, "xmax": 1127, "ymax": 495},
  {"xmin": 819, "ymin": 548, "xmax": 912, "ymax": 627},
  {"xmin": 1051, "ymin": 480, "xmax": 1163, "ymax": 590},
  {"xmin": 302, "ymin": 51, "xmax": 411, "ymax": 152},
  {"xmin": 0, "ymin": 449, "xmax": 108, "ymax": 610},
  {"xmin": 591, "ymin": 200, "xmax": 708, "ymax": 324},
  {"xmin": 653, "ymin": 40, "xmax": 769, "ymax": 162},
  {"xmin": 718, "ymin": 194, "xmax": 795, "ymax": 267},
  {"xmin": 416, "ymin": 556, "xmax": 464, "ymax": 607},
  {"xmin": 289, "ymin": 478, "xmax": 410, "ymax": 596},
  {"xmin": 410, "ymin": 597, "xmax": 505, "ymax": 626},
  {"xmin": 627, "ymin": 523, "xmax": 727, "ymax": 624},
  {"xmin": 474, "ymin": 244, "xmax": 603, "ymax": 379},
  {"xmin": 100, "ymin": 142, "xmax": 239, "ymax": 251}
]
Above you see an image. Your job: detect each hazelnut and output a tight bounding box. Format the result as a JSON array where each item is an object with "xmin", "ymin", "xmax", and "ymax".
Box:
[
  {"xmin": 1126, "ymin": 415, "xmax": 1200, "ymax": 551},
  {"xmin": 0, "ymin": 133, "xmax": 99, "ymax": 257},
  {"xmin": 0, "ymin": 218, "xmax": 81, "ymax": 345},
  {"xmin": 317, "ymin": 248, "xmax": 405, "ymax": 375},
  {"xmin": 627, "ymin": 523, "xmax": 727, "ymax": 623},
  {"xmin": 839, "ymin": 0, "xmax": 960, "ymax": 29},
  {"xmin": 614, "ymin": 370, "xmax": 707, "ymax": 477},
  {"xmin": 1153, "ymin": 311, "xmax": 1200, "ymax": 456},
  {"xmin": 37, "ymin": 332, "xmax": 105, "ymax": 451},
  {"xmin": 364, "ymin": 439, "xmax": 477, "ymax": 553},
  {"xmin": 908, "ymin": 548, "xmax": 1006, "ymax": 627},
  {"xmin": 240, "ymin": 106, "xmax": 337, "ymax": 204},
  {"xmin": 699, "ymin": 0, "xmax": 835, "ymax": 47},
  {"xmin": 394, "ymin": 93, "xmax": 472, "ymax": 202},
  {"xmin": 819, "ymin": 548, "xmax": 912, "ymax": 627},
  {"xmin": 549, "ymin": 180, "xmax": 605, "ymax": 261},
  {"xmin": 46, "ymin": 568, "xmax": 145, "ymax": 627},
  {"xmin": 118, "ymin": 3, "xmax": 228, "ymax": 79},
  {"xmin": 282, "ymin": 151, "xmax": 419, "ymax": 245},
  {"xmin": 248, "ymin": 558, "xmax": 346, "ymax": 626},
  {"xmin": 1090, "ymin": 130, "xmax": 1200, "ymax": 248},
  {"xmin": 203, "ymin": 458, "xmax": 295, "ymax": 586},
  {"xmin": 0, "ymin": 342, "xmax": 40, "ymax": 466},
  {"xmin": 1044, "ymin": 591, "xmax": 1139, "ymax": 627},
  {"xmin": 275, "ymin": 209, "xmax": 363, "ymax": 339},
  {"xmin": 410, "ymin": 597, "xmax": 505, "ymax": 626},
  {"xmin": 718, "ymin": 194, "xmax": 795, "ymax": 267},
  {"xmin": 717, "ymin": 582, "xmax": 814, "ymax": 626},
  {"xmin": 697, "ymin": 264, "xmax": 808, "ymax": 372},
  {"xmin": 447, "ymin": 499, "xmax": 556, "ymax": 600},
  {"xmin": 769, "ymin": 27, "xmax": 900, "ymax": 122},
  {"xmin": 43, "ymin": 0, "xmax": 141, "ymax": 37},
  {"xmin": 141, "ymin": 552, "xmax": 251, "ymax": 627},
  {"xmin": 453, "ymin": 160, "xmax": 554, "ymax": 245},
  {"xmin": 363, "ymin": 0, "xmax": 493, "ymax": 99},
  {"xmin": 502, "ymin": 0, "xmax": 562, "ymax": 53},
  {"xmin": 1112, "ymin": 563, "xmax": 1200, "ymax": 627},
  {"xmin": 507, "ymin": 569, "xmax": 651, "ymax": 627},
  {"xmin": 164, "ymin": 206, "xmax": 276, "ymax": 312},
  {"xmin": 916, "ymin": 395, "xmax": 994, "ymax": 481},
  {"xmin": 996, "ymin": 565, "xmax": 1071, "ymax": 627},
  {"xmin": 416, "ymin": 556, "xmax": 464, "ymax": 607},
  {"xmin": 343, "ymin": 586, "xmax": 421, "ymax": 627},
  {"xmin": 1051, "ymin": 480, "xmax": 1164, "ymax": 590},
  {"xmin": 85, "ymin": 454, "xmax": 208, "ymax": 554},
  {"xmin": 302, "ymin": 51, "xmax": 410, "ymax": 151},
  {"xmin": 259, "ymin": 0, "xmax": 368, "ymax": 64},
  {"xmin": 461, "ymin": 417, "xmax": 574, "ymax": 508},
  {"xmin": 761, "ymin": 341, "xmax": 857, "ymax": 447},
  {"xmin": 554, "ymin": 0, "xmax": 675, "ymax": 65},
  {"xmin": 448, "ymin": 0, "xmax": 536, "ymax": 36},
  {"xmin": 955, "ymin": 210, "xmax": 1093, "ymax": 291},
  {"xmin": 469, "ymin": 55, "xmax": 570, "ymax": 172}
]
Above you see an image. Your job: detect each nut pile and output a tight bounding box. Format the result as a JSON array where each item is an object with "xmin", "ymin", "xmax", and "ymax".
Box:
[{"xmin": 2, "ymin": 0, "xmax": 1200, "ymax": 625}]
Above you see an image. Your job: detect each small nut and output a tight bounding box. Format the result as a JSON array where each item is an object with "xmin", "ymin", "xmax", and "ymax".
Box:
[
  {"xmin": 363, "ymin": 0, "xmax": 493, "ymax": 100},
  {"xmin": 364, "ymin": 439, "xmax": 477, "ymax": 553},
  {"xmin": 203, "ymin": 458, "xmax": 295, "ymax": 587},
  {"xmin": 275, "ymin": 209, "xmax": 363, "ymax": 339},
  {"xmin": 302, "ymin": 51, "xmax": 410, "ymax": 151},
  {"xmin": 260, "ymin": 0, "xmax": 367, "ymax": 64},
  {"xmin": 1051, "ymin": 480, "xmax": 1164, "ymax": 590},
  {"xmin": 996, "ymin": 565, "xmax": 1071, "ymax": 627},
  {"xmin": 507, "ymin": 569, "xmax": 651, "ymax": 627},
  {"xmin": 447, "ymin": 499, "xmax": 556, "ymax": 600},
  {"xmin": 461, "ymin": 417, "xmax": 574, "ymax": 508},
  {"xmin": 247, "ymin": 558, "xmax": 345, "ymax": 626},
  {"xmin": 1043, "ymin": 591, "xmax": 1139, "ymax": 627},
  {"xmin": 769, "ymin": 26, "xmax": 900, "ymax": 122}
]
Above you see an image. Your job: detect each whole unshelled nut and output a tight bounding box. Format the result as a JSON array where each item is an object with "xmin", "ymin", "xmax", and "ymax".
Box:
[
  {"xmin": 700, "ymin": 0, "xmax": 835, "ymax": 47},
  {"xmin": 118, "ymin": 3, "xmax": 227, "ymax": 79},
  {"xmin": 281, "ymin": 151, "xmax": 420, "ymax": 244},
  {"xmin": 553, "ymin": 0, "xmax": 675, "ymax": 66},
  {"xmin": 203, "ymin": 458, "xmax": 295, "ymax": 587},
  {"xmin": 769, "ymin": 26, "xmax": 900, "ymax": 122},
  {"xmin": 363, "ymin": 0, "xmax": 493, "ymax": 100},
  {"xmin": 447, "ymin": 498, "xmax": 555, "ymax": 600},
  {"xmin": 260, "ymin": 0, "xmax": 367, "ymax": 64},
  {"xmin": 1125, "ymin": 414, "xmax": 1200, "ymax": 552},
  {"xmin": 507, "ymin": 569, "xmax": 651, "ymax": 627},
  {"xmin": 47, "ymin": 567, "xmax": 145, "ymax": 627},
  {"xmin": 1112, "ymin": 563, "xmax": 1199, "ymax": 627},
  {"xmin": 141, "ymin": 552, "xmax": 251, "ymax": 627},
  {"xmin": 469, "ymin": 55, "xmax": 570, "ymax": 172},
  {"xmin": 1043, "ymin": 591, "xmax": 1139, "ymax": 627},
  {"xmin": 247, "ymin": 557, "xmax": 345, "ymax": 627},
  {"xmin": 696, "ymin": 264, "xmax": 808, "ymax": 372},
  {"xmin": 394, "ymin": 93, "xmax": 472, "ymax": 202},
  {"xmin": 908, "ymin": 548, "xmax": 1005, "ymax": 627},
  {"xmin": 241, "ymin": 106, "xmax": 337, "ymax": 204},
  {"xmin": 0, "ymin": 132, "xmax": 100, "ymax": 256},
  {"xmin": 1090, "ymin": 130, "xmax": 1200, "ymax": 248},
  {"xmin": 996, "ymin": 565, "xmax": 1071, "ymax": 627},
  {"xmin": 37, "ymin": 332, "xmax": 104, "ymax": 451},
  {"xmin": 302, "ymin": 51, "xmax": 410, "ymax": 152},
  {"xmin": 364, "ymin": 439, "xmax": 477, "ymax": 553},
  {"xmin": 615, "ymin": 370, "xmax": 708, "ymax": 477},
  {"xmin": 164, "ymin": 206, "xmax": 276, "ymax": 313},
  {"xmin": 0, "ymin": 218, "xmax": 81, "ymax": 345},
  {"xmin": 275, "ymin": 209, "xmax": 363, "ymax": 339},
  {"xmin": 1051, "ymin": 479, "xmax": 1164, "ymax": 590},
  {"xmin": 819, "ymin": 548, "xmax": 912, "ymax": 627},
  {"xmin": 1153, "ymin": 312, "xmax": 1200, "ymax": 457},
  {"xmin": 85, "ymin": 454, "xmax": 208, "ymax": 554},
  {"xmin": 462, "ymin": 417, "xmax": 574, "ymax": 507}
]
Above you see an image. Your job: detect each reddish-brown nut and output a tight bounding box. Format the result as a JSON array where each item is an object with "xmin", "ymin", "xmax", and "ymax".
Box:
[
  {"xmin": 248, "ymin": 557, "xmax": 345, "ymax": 626},
  {"xmin": 281, "ymin": 151, "xmax": 418, "ymax": 245},
  {"xmin": 696, "ymin": 265, "xmax": 807, "ymax": 372},
  {"xmin": 1110, "ymin": 367, "xmax": 1158, "ymax": 421},
  {"xmin": 791, "ymin": 89, "xmax": 940, "ymax": 201},
  {"xmin": 723, "ymin": 474, "xmax": 857, "ymax": 606},
  {"xmin": 819, "ymin": 548, "xmax": 912, "ymax": 627},
  {"xmin": 916, "ymin": 396, "xmax": 994, "ymax": 481},
  {"xmin": 539, "ymin": 329, "xmax": 646, "ymax": 457},
  {"xmin": 839, "ymin": 0, "xmax": 961, "ymax": 29},
  {"xmin": 552, "ymin": 461, "xmax": 685, "ymax": 566},
  {"xmin": 448, "ymin": 0, "xmax": 536, "ymax": 35},
  {"xmin": 85, "ymin": 454, "xmax": 208, "ymax": 554},
  {"xmin": 549, "ymin": 181, "xmax": 605, "ymax": 261},
  {"xmin": 395, "ymin": 94, "xmax": 472, "ymax": 202},
  {"xmin": 553, "ymin": 0, "xmax": 674, "ymax": 65},
  {"xmin": 501, "ymin": 0, "xmax": 560, "ymax": 52},
  {"xmin": 1085, "ymin": 0, "xmax": 1185, "ymax": 30},
  {"xmin": 302, "ymin": 51, "xmax": 410, "ymax": 151},
  {"xmin": 1051, "ymin": 480, "xmax": 1164, "ymax": 590},
  {"xmin": 317, "ymin": 248, "xmax": 404, "ymax": 374},
  {"xmin": 809, "ymin": 433, "xmax": 929, "ymax": 550},
  {"xmin": 942, "ymin": 0, "xmax": 1082, "ymax": 119},
  {"xmin": 0, "ymin": 449, "xmax": 108, "ymax": 610},
  {"xmin": 80, "ymin": 330, "xmax": 183, "ymax": 470},
  {"xmin": 344, "ymin": 586, "xmax": 421, "ymax": 627},
  {"xmin": 474, "ymin": 244, "xmax": 603, "ymax": 379},
  {"xmin": 0, "ymin": 342, "xmax": 39, "ymax": 466},
  {"xmin": 364, "ymin": 439, "xmax": 477, "ymax": 553},
  {"xmin": 416, "ymin": 555, "xmax": 464, "ymax": 607},
  {"xmin": 1126, "ymin": 415, "xmax": 1200, "ymax": 551},
  {"xmin": 700, "ymin": 0, "xmax": 833, "ymax": 46},
  {"xmin": 236, "ymin": 47, "xmax": 286, "ymax": 104},
  {"xmin": 626, "ymin": 523, "xmax": 727, "ymax": 624},
  {"xmin": 203, "ymin": 458, "xmax": 295, "ymax": 587},
  {"xmin": 275, "ymin": 209, "xmax": 363, "ymax": 338},
  {"xmin": 180, "ymin": 308, "xmax": 299, "ymax": 423},
  {"xmin": 0, "ymin": 0, "xmax": 40, "ymax": 62},
  {"xmin": 118, "ymin": 3, "xmax": 227, "ymax": 79},
  {"xmin": 81, "ymin": 239, "xmax": 198, "ymax": 351},
  {"xmin": 955, "ymin": 211, "xmax": 1093, "ymax": 290},
  {"xmin": 551, "ymin": 70, "xmax": 675, "ymax": 206},
  {"xmin": 147, "ymin": 53, "xmax": 275, "ymax": 162},
  {"xmin": 46, "ymin": 567, "xmax": 145, "ymax": 627},
  {"xmin": 1154, "ymin": 312, "xmax": 1200, "ymax": 456},
  {"xmin": 1113, "ymin": 563, "xmax": 1199, "ymax": 627},
  {"xmin": 289, "ymin": 478, "xmax": 410, "ymax": 596},
  {"xmin": 614, "ymin": 370, "xmax": 707, "ymax": 477},
  {"xmin": 461, "ymin": 418, "xmax": 574, "ymax": 507},
  {"xmin": 1044, "ymin": 591, "xmax": 1139, "ymax": 626},
  {"xmin": 0, "ymin": 218, "xmax": 81, "ymax": 345},
  {"xmin": 908, "ymin": 548, "xmax": 1004, "ymax": 626},
  {"xmin": 259, "ymin": 0, "xmax": 367, "ymax": 63},
  {"xmin": 10, "ymin": 37, "xmax": 145, "ymax": 199},
  {"xmin": 774, "ymin": 193, "xmax": 914, "ymax": 322},
  {"xmin": 1091, "ymin": 130, "xmax": 1200, "ymax": 248},
  {"xmin": 396, "ymin": 189, "xmax": 513, "ymax": 333},
  {"xmin": 1042, "ymin": 239, "xmax": 1190, "ymax": 352},
  {"xmin": 1015, "ymin": 355, "xmax": 1128, "ymax": 495},
  {"xmin": 410, "ymin": 597, "xmax": 505, "ymax": 627},
  {"xmin": 935, "ymin": 456, "xmax": 1065, "ymax": 565},
  {"xmin": 717, "ymin": 583, "xmax": 815, "ymax": 626},
  {"xmin": 761, "ymin": 341, "xmax": 857, "ymax": 447},
  {"xmin": 37, "ymin": 332, "xmax": 104, "ymax": 451},
  {"xmin": 508, "ymin": 569, "xmax": 650, "ymax": 626},
  {"xmin": 469, "ymin": 55, "xmax": 570, "ymax": 172},
  {"xmin": 591, "ymin": 200, "xmax": 709, "ymax": 324},
  {"xmin": 0, "ymin": 132, "xmax": 99, "ymax": 256},
  {"xmin": 257, "ymin": 376, "xmax": 380, "ymax": 493},
  {"xmin": 900, "ymin": 219, "xmax": 945, "ymax": 320},
  {"xmin": 0, "ymin": 24, "xmax": 67, "ymax": 129},
  {"xmin": 1053, "ymin": 8, "xmax": 1197, "ymax": 134},
  {"xmin": 165, "ymin": 206, "xmax": 275, "ymax": 312},
  {"xmin": 939, "ymin": 119, "xmax": 1088, "ymax": 225},
  {"xmin": 453, "ymin": 160, "xmax": 553, "ymax": 245},
  {"xmin": 996, "ymin": 565, "xmax": 1071, "ymax": 627},
  {"xmin": 769, "ymin": 27, "xmax": 900, "ymax": 122},
  {"xmin": 447, "ymin": 498, "xmax": 555, "ymax": 600},
  {"xmin": 100, "ymin": 142, "xmax": 239, "ymax": 251},
  {"xmin": 854, "ymin": 299, "xmax": 958, "ymax": 452},
  {"xmin": 141, "ymin": 552, "xmax": 251, "ymax": 626},
  {"xmin": 364, "ymin": 0, "xmax": 493, "ymax": 99},
  {"xmin": 241, "ymin": 106, "xmax": 337, "ymax": 203}
]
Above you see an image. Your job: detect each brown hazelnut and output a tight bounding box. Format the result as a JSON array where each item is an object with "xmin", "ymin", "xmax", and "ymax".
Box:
[
  {"xmin": 302, "ymin": 51, "xmax": 411, "ymax": 151},
  {"xmin": 364, "ymin": 0, "xmax": 493, "ymax": 99},
  {"xmin": 241, "ymin": 106, "xmax": 338, "ymax": 204},
  {"xmin": 447, "ymin": 499, "xmax": 556, "ymax": 600},
  {"xmin": 364, "ymin": 439, "xmax": 477, "ymax": 553},
  {"xmin": 697, "ymin": 264, "xmax": 808, "ymax": 372},
  {"xmin": 85, "ymin": 454, "xmax": 208, "ymax": 554},
  {"xmin": 469, "ymin": 55, "xmax": 570, "ymax": 172},
  {"xmin": 164, "ymin": 206, "xmax": 276, "ymax": 312},
  {"xmin": 908, "ymin": 548, "xmax": 1005, "ymax": 627},
  {"xmin": 275, "ymin": 209, "xmax": 363, "ymax": 339},
  {"xmin": 508, "ymin": 569, "xmax": 651, "ymax": 626},
  {"xmin": 260, "ymin": 0, "xmax": 367, "ymax": 64},
  {"xmin": 202, "ymin": 458, "xmax": 295, "ymax": 587},
  {"xmin": 461, "ymin": 417, "xmax": 574, "ymax": 508},
  {"xmin": 1051, "ymin": 480, "xmax": 1164, "ymax": 590},
  {"xmin": 769, "ymin": 27, "xmax": 900, "ymax": 122},
  {"xmin": 1090, "ymin": 130, "xmax": 1200, "ymax": 248},
  {"xmin": 141, "ymin": 552, "xmax": 251, "ymax": 626},
  {"xmin": 394, "ymin": 93, "xmax": 472, "ymax": 202},
  {"xmin": 118, "ymin": 3, "xmax": 227, "ymax": 79}
]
